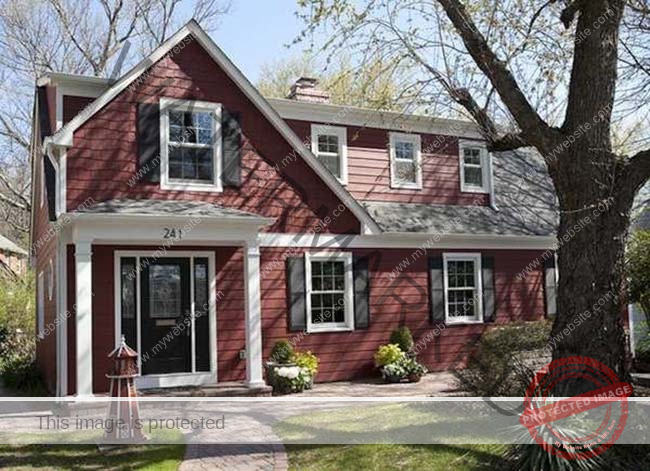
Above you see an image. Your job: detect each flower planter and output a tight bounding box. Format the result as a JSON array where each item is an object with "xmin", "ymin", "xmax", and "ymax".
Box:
[
  {"xmin": 265, "ymin": 361, "xmax": 296, "ymax": 388},
  {"xmin": 384, "ymin": 373, "xmax": 404, "ymax": 383},
  {"xmin": 407, "ymin": 374, "xmax": 422, "ymax": 383}
]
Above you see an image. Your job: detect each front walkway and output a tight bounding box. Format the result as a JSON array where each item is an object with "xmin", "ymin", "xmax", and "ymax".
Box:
[
  {"xmin": 301, "ymin": 371, "xmax": 459, "ymax": 397},
  {"xmin": 179, "ymin": 372, "xmax": 460, "ymax": 470}
]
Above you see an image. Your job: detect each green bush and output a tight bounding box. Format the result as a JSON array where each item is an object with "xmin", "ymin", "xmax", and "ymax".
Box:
[
  {"xmin": 374, "ymin": 344, "xmax": 405, "ymax": 367},
  {"xmin": 455, "ymin": 320, "xmax": 551, "ymax": 397},
  {"xmin": 627, "ymin": 229, "xmax": 650, "ymax": 323},
  {"xmin": 0, "ymin": 273, "xmax": 35, "ymax": 336},
  {"xmin": 269, "ymin": 340, "xmax": 294, "ymax": 364},
  {"xmin": 389, "ymin": 326, "xmax": 414, "ymax": 353},
  {"xmin": 636, "ymin": 337, "xmax": 650, "ymax": 364},
  {"xmin": 294, "ymin": 351, "xmax": 319, "ymax": 376},
  {"xmin": 0, "ymin": 332, "xmax": 45, "ymax": 395}
]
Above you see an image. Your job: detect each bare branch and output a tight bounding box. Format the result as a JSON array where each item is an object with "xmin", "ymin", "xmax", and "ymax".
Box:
[
  {"xmin": 627, "ymin": 148, "xmax": 650, "ymax": 191},
  {"xmin": 435, "ymin": 0, "xmax": 552, "ymax": 149}
]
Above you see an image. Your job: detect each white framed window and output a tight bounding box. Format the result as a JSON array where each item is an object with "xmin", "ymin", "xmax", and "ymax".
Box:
[
  {"xmin": 37, "ymin": 272, "xmax": 45, "ymax": 336},
  {"xmin": 311, "ymin": 125, "xmax": 348, "ymax": 184},
  {"xmin": 389, "ymin": 132, "xmax": 422, "ymax": 189},
  {"xmin": 305, "ymin": 252, "xmax": 355, "ymax": 333},
  {"xmin": 443, "ymin": 253, "xmax": 483, "ymax": 324},
  {"xmin": 459, "ymin": 140, "xmax": 490, "ymax": 193},
  {"xmin": 160, "ymin": 97, "xmax": 223, "ymax": 192},
  {"xmin": 47, "ymin": 259, "xmax": 54, "ymax": 301}
]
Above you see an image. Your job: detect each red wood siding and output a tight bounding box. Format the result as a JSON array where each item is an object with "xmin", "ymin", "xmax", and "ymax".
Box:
[
  {"xmin": 65, "ymin": 37, "xmax": 360, "ymax": 235},
  {"xmin": 32, "ymin": 154, "xmax": 58, "ymax": 394},
  {"xmin": 63, "ymin": 95, "xmax": 94, "ymax": 125},
  {"xmin": 70, "ymin": 244, "xmax": 546, "ymax": 393},
  {"xmin": 286, "ymin": 120, "xmax": 489, "ymax": 206},
  {"xmin": 260, "ymin": 248, "xmax": 545, "ymax": 382}
]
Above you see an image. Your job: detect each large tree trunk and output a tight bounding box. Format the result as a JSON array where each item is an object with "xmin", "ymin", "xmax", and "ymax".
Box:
[{"xmin": 551, "ymin": 152, "xmax": 635, "ymax": 394}]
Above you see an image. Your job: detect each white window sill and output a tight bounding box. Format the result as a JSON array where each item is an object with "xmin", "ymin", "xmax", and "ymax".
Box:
[
  {"xmin": 307, "ymin": 325, "xmax": 354, "ymax": 334},
  {"xmin": 446, "ymin": 319, "xmax": 484, "ymax": 325},
  {"xmin": 390, "ymin": 182, "xmax": 422, "ymax": 190},
  {"xmin": 460, "ymin": 185, "xmax": 488, "ymax": 194},
  {"xmin": 161, "ymin": 181, "xmax": 223, "ymax": 193}
]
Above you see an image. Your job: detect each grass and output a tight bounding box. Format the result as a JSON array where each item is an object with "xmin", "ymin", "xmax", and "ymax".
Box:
[
  {"xmin": 0, "ymin": 443, "xmax": 185, "ymax": 471},
  {"xmin": 285, "ymin": 444, "xmax": 508, "ymax": 471}
]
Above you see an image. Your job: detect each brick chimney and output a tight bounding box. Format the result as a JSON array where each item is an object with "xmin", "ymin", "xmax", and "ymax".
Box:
[{"xmin": 287, "ymin": 77, "xmax": 330, "ymax": 103}]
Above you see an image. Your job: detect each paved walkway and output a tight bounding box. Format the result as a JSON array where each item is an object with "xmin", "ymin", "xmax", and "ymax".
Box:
[{"xmin": 179, "ymin": 372, "xmax": 459, "ymax": 470}]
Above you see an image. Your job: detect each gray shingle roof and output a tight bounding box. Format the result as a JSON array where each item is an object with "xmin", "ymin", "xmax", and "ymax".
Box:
[
  {"xmin": 633, "ymin": 208, "xmax": 650, "ymax": 231},
  {"xmin": 0, "ymin": 234, "xmax": 28, "ymax": 256},
  {"xmin": 363, "ymin": 150, "xmax": 558, "ymax": 236},
  {"xmin": 79, "ymin": 199, "xmax": 268, "ymax": 220}
]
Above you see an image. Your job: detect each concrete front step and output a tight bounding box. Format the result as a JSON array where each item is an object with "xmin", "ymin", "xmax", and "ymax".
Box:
[{"xmin": 139, "ymin": 382, "xmax": 273, "ymax": 397}]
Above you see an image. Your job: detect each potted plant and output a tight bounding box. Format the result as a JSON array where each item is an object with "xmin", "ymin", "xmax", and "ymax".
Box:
[
  {"xmin": 294, "ymin": 351, "xmax": 320, "ymax": 389},
  {"xmin": 390, "ymin": 327, "xmax": 415, "ymax": 358},
  {"xmin": 273, "ymin": 365, "xmax": 309, "ymax": 394},
  {"xmin": 374, "ymin": 344, "xmax": 406, "ymax": 382},
  {"xmin": 266, "ymin": 340, "xmax": 296, "ymax": 388},
  {"xmin": 381, "ymin": 362, "xmax": 407, "ymax": 383},
  {"xmin": 401, "ymin": 357, "xmax": 427, "ymax": 383}
]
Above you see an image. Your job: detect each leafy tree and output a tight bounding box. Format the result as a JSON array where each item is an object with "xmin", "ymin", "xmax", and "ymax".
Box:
[
  {"xmin": 296, "ymin": 0, "xmax": 650, "ymax": 387},
  {"xmin": 627, "ymin": 226, "xmax": 650, "ymax": 323},
  {"xmin": 257, "ymin": 54, "xmax": 407, "ymax": 111}
]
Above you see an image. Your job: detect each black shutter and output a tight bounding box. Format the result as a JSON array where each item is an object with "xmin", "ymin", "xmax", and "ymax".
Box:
[
  {"xmin": 353, "ymin": 256, "xmax": 370, "ymax": 329},
  {"xmin": 482, "ymin": 256, "xmax": 496, "ymax": 323},
  {"xmin": 287, "ymin": 257, "xmax": 307, "ymax": 331},
  {"xmin": 543, "ymin": 256, "xmax": 557, "ymax": 317},
  {"xmin": 221, "ymin": 108, "xmax": 242, "ymax": 186},
  {"xmin": 137, "ymin": 102, "xmax": 161, "ymax": 183},
  {"xmin": 429, "ymin": 256, "xmax": 445, "ymax": 323},
  {"xmin": 43, "ymin": 154, "xmax": 56, "ymax": 221}
]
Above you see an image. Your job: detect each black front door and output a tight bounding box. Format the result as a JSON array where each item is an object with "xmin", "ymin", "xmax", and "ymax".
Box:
[{"xmin": 140, "ymin": 258, "xmax": 192, "ymax": 375}]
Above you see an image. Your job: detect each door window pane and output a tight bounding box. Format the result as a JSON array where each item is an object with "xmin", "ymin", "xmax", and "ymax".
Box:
[
  {"xmin": 149, "ymin": 264, "xmax": 182, "ymax": 318},
  {"xmin": 120, "ymin": 258, "xmax": 137, "ymax": 349}
]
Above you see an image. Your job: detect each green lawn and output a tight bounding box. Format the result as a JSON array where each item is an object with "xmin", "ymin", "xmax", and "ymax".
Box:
[
  {"xmin": 285, "ymin": 444, "xmax": 508, "ymax": 471},
  {"xmin": 0, "ymin": 443, "xmax": 185, "ymax": 471}
]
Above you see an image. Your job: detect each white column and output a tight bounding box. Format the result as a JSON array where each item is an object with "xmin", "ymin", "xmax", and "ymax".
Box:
[
  {"xmin": 75, "ymin": 240, "xmax": 93, "ymax": 396},
  {"xmin": 244, "ymin": 240, "xmax": 264, "ymax": 388}
]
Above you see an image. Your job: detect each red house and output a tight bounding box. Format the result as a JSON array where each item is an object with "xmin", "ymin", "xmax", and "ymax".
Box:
[{"xmin": 30, "ymin": 21, "xmax": 558, "ymax": 397}]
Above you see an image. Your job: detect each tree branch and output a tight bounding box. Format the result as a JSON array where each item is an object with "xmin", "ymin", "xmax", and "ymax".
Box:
[
  {"xmin": 627, "ymin": 148, "xmax": 650, "ymax": 191},
  {"xmin": 559, "ymin": 0, "xmax": 584, "ymax": 28},
  {"xmin": 435, "ymin": 0, "xmax": 553, "ymax": 151}
]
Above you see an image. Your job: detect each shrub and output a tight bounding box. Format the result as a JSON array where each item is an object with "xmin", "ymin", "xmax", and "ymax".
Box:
[
  {"xmin": 0, "ymin": 332, "xmax": 45, "ymax": 395},
  {"xmin": 269, "ymin": 340, "xmax": 294, "ymax": 364},
  {"xmin": 627, "ymin": 229, "xmax": 650, "ymax": 323},
  {"xmin": 454, "ymin": 320, "xmax": 552, "ymax": 397},
  {"xmin": 294, "ymin": 351, "xmax": 319, "ymax": 376},
  {"xmin": 273, "ymin": 366, "xmax": 309, "ymax": 394},
  {"xmin": 0, "ymin": 274, "xmax": 35, "ymax": 336},
  {"xmin": 374, "ymin": 344, "xmax": 405, "ymax": 367},
  {"xmin": 400, "ymin": 357, "xmax": 427, "ymax": 378},
  {"xmin": 636, "ymin": 336, "xmax": 650, "ymax": 365},
  {"xmin": 381, "ymin": 362, "xmax": 407, "ymax": 381},
  {"xmin": 389, "ymin": 327, "xmax": 414, "ymax": 353}
]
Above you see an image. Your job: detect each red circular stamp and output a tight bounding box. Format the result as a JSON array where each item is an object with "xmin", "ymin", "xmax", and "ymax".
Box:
[{"xmin": 519, "ymin": 356, "xmax": 632, "ymax": 460}]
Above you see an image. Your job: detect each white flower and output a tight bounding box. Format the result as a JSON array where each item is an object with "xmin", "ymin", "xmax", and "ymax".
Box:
[{"xmin": 276, "ymin": 366, "xmax": 301, "ymax": 379}]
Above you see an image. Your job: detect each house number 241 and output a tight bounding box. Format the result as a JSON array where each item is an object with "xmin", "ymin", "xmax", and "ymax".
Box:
[{"xmin": 162, "ymin": 227, "xmax": 184, "ymax": 241}]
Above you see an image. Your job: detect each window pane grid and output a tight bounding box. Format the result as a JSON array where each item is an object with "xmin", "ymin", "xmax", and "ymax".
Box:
[
  {"xmin": 310, "ymin": 260, "xmax": 347, "ymax": 326},
  {"xmin": 446, "ymin": 259, "xmax": 479, "ymax": 319},
  {"xmin": 462, "ymin": 147, "xmax": 484, "ymax": 188},
  {"xmin": 168, "ymin": 109, "xmax": 216, "ymax": 183}
]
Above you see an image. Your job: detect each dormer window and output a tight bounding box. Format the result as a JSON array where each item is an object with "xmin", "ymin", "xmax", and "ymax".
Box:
[
  {"xmin": 389, "ymin": 132, "xmax": 422, "ymax": 189},
  {"xmin": 311, "ymin": 125, "xmax": 348, "ymax": 185},
  {"xmin": 160, "ymin": 98, "xmax": 223, "ymax": 192},
  {"xmin": 459, "ymin": 140, "xmax": 490, "ymax": 193}
]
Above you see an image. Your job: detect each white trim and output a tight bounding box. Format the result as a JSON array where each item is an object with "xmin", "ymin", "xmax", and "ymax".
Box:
[
  {"xmin": 310, "ymin": 124, "xmax": 348, "ymax": 185},
  {"xmin": 56, "ymin": 237, "xmax": 68, "ymax": 397},
  {"xmin": 459, "ymin": 140, "xmax": 490, "ymax": 194},
  {"xmin": 75, "ymin": 240, "xmax": 93, "ymax": 396},
  {"xmin": 389, "ymin": 132, "xmax": 422, "ymax": 190},
  {"xmin": 114, "ymin": 250, "xmax": 217, "ymax": 389},
  {"xmin": 258, "ymin": 232, "xmax": 557, "ymax": 251},
  {"xmin": 305, "ymin": 251, "xmax": 355, "ymax": 333},
  {"xmin": 443, "ymin": 252, "xmax": 483, "ymax": 324},
  {"xmin": 269, "ymin": 98, "xmax": 483, "ymax": 139},
  {"xmin": 47, "ymin": 259, "xmax": 54, "ymax": 301},
  {"xmin": 40, "ymin": 158, "xmax": 45, "ymax": 208},
  {"xmin": 56, "ymin": 149, "xmax": 67, "ymax": 216},
  {"xmin": 43, "ymin": 21, "xmax": 381, "ymax": 234},
  {"xmin": 244, "ymin": 241, "xmax": 264, "ymax": 387},
  {"xmin": 159, "ymin": 97, "xmax": 223, "ymax": 193}
]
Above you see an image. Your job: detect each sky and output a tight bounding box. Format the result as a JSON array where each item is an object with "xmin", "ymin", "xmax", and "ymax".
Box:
[{"xmin": 210, "ymin": 1, "xmax": 308, "ymax": 83}]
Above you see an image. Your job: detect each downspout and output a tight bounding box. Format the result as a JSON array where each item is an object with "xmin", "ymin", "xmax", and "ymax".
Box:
[{"xmin": 488, "ymin": 152, "xmax": 499, "ymax": 212}]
